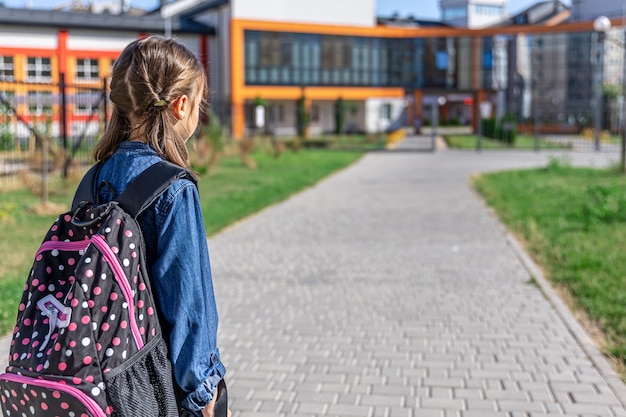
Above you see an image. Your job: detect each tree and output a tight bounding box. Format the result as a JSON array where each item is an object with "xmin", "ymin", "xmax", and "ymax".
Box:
[
  {"xmin": 296, "ymin": 94, "xmax": 308, "ymax": 139},
  {"xmin": 335, "ymin": 97, "xmax": 346, "ymax": 134}
]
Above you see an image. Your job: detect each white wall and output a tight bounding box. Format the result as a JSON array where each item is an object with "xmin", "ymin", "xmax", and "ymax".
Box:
[
  {"xmin": 232, "ymin": 0, "xmax": 375, "ymax": 27},
  {"xmin": 0, "ymin": 26, "xmax": 57, "ymax": 49},
  {"xmin": 440, "ymin": 0, "xmax": 508, "ymax": 28},
  {"xmin": 365, "ymin": 98, "xmax": 404, "ymax": 134},
  {"xmin": 468, "ymin": 0, "xmax": 508, "ymax": 28},
  {"xmin": 67, "ymin": 30, "xmax": 138, "ymax": 51}
]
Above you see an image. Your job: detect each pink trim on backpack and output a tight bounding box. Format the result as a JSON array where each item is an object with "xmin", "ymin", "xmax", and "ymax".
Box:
[
  {"xmin": 91, "ymin": 234, "xmax": 144, "ymax": 350},
  {"xmin": 36, "ymin": 240, "xmax": 91, "ymax": 258},
  {"xmin": 0, "ymin": 373, "xmax": 107, "ymax": 417}
]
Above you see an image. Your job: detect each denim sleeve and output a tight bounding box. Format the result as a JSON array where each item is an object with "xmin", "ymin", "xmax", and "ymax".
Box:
[{"xmin": 151, "ymin": 180, "xmax": 226, "ymax": 414}]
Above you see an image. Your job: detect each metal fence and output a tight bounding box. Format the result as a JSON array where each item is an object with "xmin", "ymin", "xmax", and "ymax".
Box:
[{"xmin": 0, "ymin": 73, "xmax": 107, "ymax": 186}]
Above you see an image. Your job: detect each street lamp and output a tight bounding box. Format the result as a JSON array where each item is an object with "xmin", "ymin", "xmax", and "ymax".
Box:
[
  {"xmin": 592, "ymin": 16, "xmax": 609, "ymax": 152},
  {"xmin": 432, "ymin": 96, "xmax": 446, "ymax": 151},
  {"xmin": 594, "ymin": 15, "xmax": 626, "ymax": 172}
]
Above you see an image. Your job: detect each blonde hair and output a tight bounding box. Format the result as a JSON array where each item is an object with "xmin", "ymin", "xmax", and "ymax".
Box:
[{"xmin": 93, "ymin": 35, "xmax": 208, "ymax": 169}]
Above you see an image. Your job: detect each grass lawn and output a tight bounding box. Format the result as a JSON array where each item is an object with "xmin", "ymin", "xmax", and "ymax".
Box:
[
  {"xmin": 446, "ymin": 134, "xmax": 572, "ymax": 150},
  {"xmin": 0, "ymin": 149, "xmax": 362, "ymax": 335},
  {"xmin": 473, "ymin": 158, "xmax": 626, "ymax": 372}
]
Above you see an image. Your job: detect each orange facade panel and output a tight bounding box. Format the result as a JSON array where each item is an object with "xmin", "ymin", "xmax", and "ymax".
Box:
[{"xmin": 240, "ymin": 86, "xmax": 406, "ymax": 101}]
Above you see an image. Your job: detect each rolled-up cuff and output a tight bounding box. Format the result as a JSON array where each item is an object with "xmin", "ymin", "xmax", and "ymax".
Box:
[{"xmin": 182, "ymin": 359, "xmax": 226, "ymax": 414}]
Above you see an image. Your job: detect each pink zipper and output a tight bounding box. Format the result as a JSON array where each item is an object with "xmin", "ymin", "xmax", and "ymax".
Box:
[
  {"xmin": 0, "ymin": 373, "xmax": 106, "ymax": 417},
  {"xmin": 36, "ymin": 240, "xmax": 91, "ymax": 258},
  {"xmin": 90, "ymin": 234, "xmax": 144, "ymax": 350}
]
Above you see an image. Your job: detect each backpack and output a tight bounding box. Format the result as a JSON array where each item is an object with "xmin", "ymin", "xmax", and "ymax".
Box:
[{"xmin": 0, "ymin": 161, "xmax": 195, "ymax": 417}]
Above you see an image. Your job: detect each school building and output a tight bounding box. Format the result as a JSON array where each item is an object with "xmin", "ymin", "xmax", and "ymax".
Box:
[{"xmin": 0, "ymin": 0, "xmax": 624, "ymax": 140}]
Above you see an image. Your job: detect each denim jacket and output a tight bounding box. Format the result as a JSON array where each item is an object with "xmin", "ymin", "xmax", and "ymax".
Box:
[{"xmin": 95, "ymin": 141, "xmax": 226, "ymax": 415}]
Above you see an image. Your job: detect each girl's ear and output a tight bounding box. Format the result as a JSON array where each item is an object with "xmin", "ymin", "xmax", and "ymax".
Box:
[{"xmin": 171, "ymin": 95, "xmax": 188, "ymax": 120}]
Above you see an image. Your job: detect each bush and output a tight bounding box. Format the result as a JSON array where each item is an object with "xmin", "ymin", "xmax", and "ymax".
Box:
[
  {"xmin": 0, "ymin": 128, "xmax": 14, "ymax": 151},
  {"xmin": 335, "ymin": 97, "xmax": 346, "ymax": 134},
  {"xmin": 296, "ymin": 95, "xmax": 309, "ymax": 138},
  {"xmin": 481, "ymin": 114, "xmax": 516, "ymax": 145},
  {"xmin": 481, "ymin": 118, "xmax": 497, "ymax": 138},
  {"xmin": 498, "ymin": 113, "xmax": 517, "ymax": 145}
]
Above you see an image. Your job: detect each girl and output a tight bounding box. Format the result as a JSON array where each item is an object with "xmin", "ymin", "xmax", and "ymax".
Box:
[{"xmin": 92, "ymin": 35, "xmax": 226, "ymax": 417}]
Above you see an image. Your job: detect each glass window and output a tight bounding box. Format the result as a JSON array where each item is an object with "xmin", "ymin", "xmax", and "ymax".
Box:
[
  {"xmin": 475, "ymin": 5, "xmax": 502, "ymax": 16},
  {"xmin": 74, "ymin": 91, "xmax": 100, "ymax": 115},
  {"xmin": 259, "ymin": 33, "xmax": 281, "ymax": 67},
  {"xmin": 244, "ymin": 30, "xmax": 418, "ymax": 87},
  {"xmin": 0, "ymin": 56, "xmax": 14, "ymax": 81},
  {"xmin": 27, "ymin": 57, "xmax": 51, "ymax": 82},
  {"xmin": 436, "ymin": 51, "xmax": 448, "ymax": 70},
  {"xmin": 76, "ymin": 58, "xmax": 99, "ymax": 81},
  {"xmin": 444, "ymin": 6, "xmax": 467, "ymax": 20},
  {"xmin": 28, "ymin": 91, "xmax": 53, "ymax": 115},
  {"xmin": 311, "ymin": 104, "xmax": 320, "ymax": 123},
  {"xmin": 381, "ymin": 103, "xmax": 392, "ymax": 120},
  {"xmin": 0, "ymin": 91, "xmax": 15, "ymax": 114},
  {"xmin": 483, "ymin": 51, "xmax": 493, "ymax": 69}
]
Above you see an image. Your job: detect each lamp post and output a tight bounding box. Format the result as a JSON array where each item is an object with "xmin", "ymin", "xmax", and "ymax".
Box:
[
  {"xmin": 432, "ymin": 96, "xmax": 446, "ymax": 151},
  {"xmin": 594, "ymin": 15, "xmax": 626, "ymax": 173},
  {"xmin": 592, "ymin": 16, "xmax": 609, "ymax": 152}
]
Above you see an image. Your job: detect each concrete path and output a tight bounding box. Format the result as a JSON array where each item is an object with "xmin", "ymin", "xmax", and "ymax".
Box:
[
  {"xmin": 2, "ymin": 136, "xmax": 626, "ymax": 416},
  {"xmin": 208, "ymin": 137, "xmax": 626, "ymax": 417}
]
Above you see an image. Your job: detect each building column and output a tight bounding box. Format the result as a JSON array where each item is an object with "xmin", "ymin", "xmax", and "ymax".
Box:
[
  {"xmin": 472, "ymin": 89, "xmax": 487, "ymax": 133},
  {"xmin": 57, "ymin": 30, "xmax": 68, "ymax": 77},
  {"xmin": 413, "ymin": 89, "xmax": 423, "ymax": 132},
  {"xmin": 232, "ymin": 100, "xmax": 245, "ymax": 139}
]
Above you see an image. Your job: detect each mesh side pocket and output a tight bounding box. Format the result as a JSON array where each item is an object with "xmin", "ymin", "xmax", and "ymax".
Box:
[{"xmin": 104, "ymin": 336, "xmax": 179, "ymax": 417}]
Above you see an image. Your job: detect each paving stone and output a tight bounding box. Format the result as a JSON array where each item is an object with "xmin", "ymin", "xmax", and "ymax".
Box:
[
  {"xmin": 326, "ymin": 403, "xmax": 373, "ymax": 416},
  {"xmin": 294, "ymin": 401, "xmax": 327, "ymax": 414}
]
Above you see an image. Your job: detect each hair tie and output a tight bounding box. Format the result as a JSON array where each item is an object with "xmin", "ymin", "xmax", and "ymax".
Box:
[{"xmin": 154, "ymin": 99, "xmax": 167, "ymax": 108}]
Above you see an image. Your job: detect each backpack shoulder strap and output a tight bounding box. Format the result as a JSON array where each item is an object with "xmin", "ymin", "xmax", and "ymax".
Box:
[
  {"xmin": 71, "ymin": 162, "xmax": 104, "ymax": 211},
  {"xmin": 117, "ymin": 160, "xmax": 197, "ymax": 218}
]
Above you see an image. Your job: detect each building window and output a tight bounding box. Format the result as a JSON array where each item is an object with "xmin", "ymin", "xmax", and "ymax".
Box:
[
  {"xmin": 74, "ymin": 91, "xmax": 100, "ymax": 115},
  {"xmin": 0, "ymin": 91, "xmax": 14, "ymax": 114},
  {"xmin": 28, "ymin": 91, "xmax": 53, "ymax": 116},
  {"xmin": 0, "ymin": 57, "xmax": 14, "ymax": 81},
  {"xmin": 435, "ymin": 51, "xmax": 448, "ymax": 70},
  {"xmin": 381, "ymin": 103, "xmax": 392, "ymax": 120},
  {"xmin": 76, "ymin": 58, "xmax": 99, "ymax": 81},
  {"xmin": 483, "ymin": 51, "xmax": 493, "ymax": 69},
  {"xmin": 259, "ymin": 33, "xmax": 282, "ymax": 67},
  {"xmin": 475, "ymin": 5, "xmax": 502, "ymax": 16},
  {"xmin": 444, "ymin": 6, "xmax": 467, "ymax": 20},
  {"xmin": 244, "ymin": 30, "xmax": 416, "ymax": 88},
  {"xmin": 311, "ymin": 104, "xmax": 320, "ymax": 123},
  {"xmin": 272, "ymin": 104, "xmax": 284, "ymax": 123},
  {"xmin": 27, "ymin": 57, "xmax": 52, "ymax": 82}
]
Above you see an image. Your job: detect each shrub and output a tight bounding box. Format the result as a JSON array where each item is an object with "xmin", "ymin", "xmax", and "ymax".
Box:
[
  {"xmin": 498, "ymin": 113, "xmax": 517, "ymax": 145},
  {"xmin": 481, "ymin": 117, "xmax": 496, "ymax": 138},
  {"xmin": 0, "ymin": 127, "xmax": 14, "ymax": 151},
  {"xmin": 335, "ymin": 97, "xmax": 346, "ymax": 134}
]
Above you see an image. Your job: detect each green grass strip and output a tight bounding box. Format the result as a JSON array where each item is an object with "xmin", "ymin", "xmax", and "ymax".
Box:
[
  {"xmin": 473, "ymin": 158, "xmax": 626, "ymax": 368},
  {"xmin": 446, "ymin": 134, "xmax": 572, "ymax": 150}
]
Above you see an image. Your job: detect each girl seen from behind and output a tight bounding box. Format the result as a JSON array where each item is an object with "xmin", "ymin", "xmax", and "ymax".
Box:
[{"xmin": 93, "ymin": 35, "xmax": 228, "ymax": 417}]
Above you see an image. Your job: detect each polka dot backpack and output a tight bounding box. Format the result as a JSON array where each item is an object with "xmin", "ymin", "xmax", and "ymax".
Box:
[{"xmin": 0, "ymin": 161, "xmax": 195, "ymax": 417}]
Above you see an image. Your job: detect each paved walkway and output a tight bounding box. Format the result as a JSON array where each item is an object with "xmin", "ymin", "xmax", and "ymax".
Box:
[
  {"xmin": 208, "ymin": 137, "xmax": 626, "ymax": 417},
  {"xmin": 2, "ymin": 136, "xmax": 626, "ymax": 416}
]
